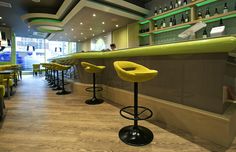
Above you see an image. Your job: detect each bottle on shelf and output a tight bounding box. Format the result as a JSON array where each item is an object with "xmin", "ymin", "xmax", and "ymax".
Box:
[
  {"xmin": 159, "ymin": 6, "xmax": 163, "ymax": 14},
  {"xmin": 219, "ymin": 18, "xmax": 224, "ymax": 26},
  {"xmin": 185, "ymin": 11, "xmax": 190, "ymax": 22},
  {"xmin": 169, "ymin": 18, "xmax": 173, "ymax": 27},
  {"xmin": 164, "ymin": 5, "xmax": 168, "ymax": 12},
  {"xmin": 214, "ymin": 8, "xmax": 219, "ymax": 16},
  {"xmin": 183, "ymin": 0, "xmax": 187, "ymax": 6},
  {"xmin": 197, "ymin": 9, "xmax": 203, "ymax": 19},
  {"xmin": 170, "ymin": 1, "xmax": 174, "ymax": 10},
  {"xmin": 175, "ymin": 0, "xmax": 179, "ymax": 8},
  {"xmin": 162, "ymin": 19, "xmax": 166, "ymax": 28},
  {"xmin": 154, "ymin": 7, "xmax": 158, "ymax": 16},
  {"xmin": 178, "ymin": 0, "xmax": 182, "ymax": 7},
  {"xmin": 202, "ymin": 28, "xmax": 208, "ymax": 38},
  {"xmin": 223, "ymin": 3, "xmax": 228, "ymax": 14},
  {"xmin": 181, "ymin": 14, "xmax": 185, "ymax": 23},
  {"xmin": 205, "ymin": 7, "xmax": 210, "ymax": 18},
  {"xmin": 173, "ymin": 15, "xmax": 177, "ymax": 25},
  {"xmin": 154, "ymin": 21, "xmax": 158, "ymax": 30}
]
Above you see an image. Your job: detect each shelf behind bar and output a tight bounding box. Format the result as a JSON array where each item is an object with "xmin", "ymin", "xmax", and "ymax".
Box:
[
  {"xmin": 150, "ymin": 10, "xmax": 236, "ymax": 34},
  {"xmin": 196, "ymin": 0, "xmax": 218, "ymax": 7},
  {"xmin": 138, "ymin": 0, "xmax": 204, "ymax": 24}
]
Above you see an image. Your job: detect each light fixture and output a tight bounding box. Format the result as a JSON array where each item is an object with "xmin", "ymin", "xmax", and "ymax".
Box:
[
  {"xmin": 102, "ymin": 30, "xmax": 105, "ymax": 32},
  {"xmin": 92, "ymin": 34, "xmax": 95, "ymax": 36},
  {"xmin": 89, "ymin": 27, "xmax": 92, "ymax": 31},
  {"xmin": 116, "ymin": 24, "xmax": 119, "ymax": 27},
  {"xmin": 81, "ymin": 32, "xmax": 83, "ymax": 35},
  {"xmin": 32, "ymin": 0, "xmax": 40, "ymax": 3},
  {"xmin": 78, "ymin": 40, "xmax": 81, "ymax": 42},
  {"xmin": 71, "ymin": 28, "xmax": 74, "ymax": 31},
  {"xmin": 93, "ymin": 13, "xmax": 96, "ymax": 17},
  {"xmin": 80, "ymin": 22, "xmax": 83, "ymax": 25},
  {"xmin": 0, "ymin": 17, "xmax": 2, "ymax": 20},
  {"xmin": 102, "ymin": 22, "xmax": 105, "ymax": 24},
  {"xmin": 85, "ymin": 37, "xmax": 87, "ymax": 39}
]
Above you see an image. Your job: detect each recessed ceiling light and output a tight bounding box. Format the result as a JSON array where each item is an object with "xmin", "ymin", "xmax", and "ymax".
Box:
[
  {"xmin": 71, "ymin": 28, "xmax": 74, "ymax": 31},
  {"xmin": 102, "ymin": 22, "xmax": 105, "ymax": 24},
  {"xmin": 32, "ymin": 0, "xmax": 40, "ymax": 3},
  {"xmin": 89, "ymin": 28, "xmax": 92, "ymax": 31},
  {"xmin": 81, "ymin": 32, "xmax": 83, "ymax": 35},
  {"xmin": 102, "ymin": 30, "xmax": 105, "ymax": 32},
  {"xmin": 92, "ymin": 34, "xmax": 95, "ymax": 36},
  {"xmin": 78, "ymin": 40, "xmax": 81, "ymax": 42},
  {"xmin": 93, "ymin": 13, "xmax": 96, "ymax": 17},
  {"xmin": 85, "ymin": 37, "xmax": 87, "ymax": 39},
  {"xmin": 80, "ymin": 22, "xmax": 83, "ymax": 25},
  {"xmin": 0, "ymin": 17, "xmax": 2, "ymax": 20},
  {"xmin": 116, "ymin": 24, "xmax": 119, "ymax": 27}
]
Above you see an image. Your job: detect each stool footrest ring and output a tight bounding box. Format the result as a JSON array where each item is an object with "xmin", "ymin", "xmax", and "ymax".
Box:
[
  {"xmin": 85, "ymin": 86, "xmax": 103, "ymax": 92},
  {"xmin": 120, "ymin": 106, "xmax": 153, "ymax": 121}
]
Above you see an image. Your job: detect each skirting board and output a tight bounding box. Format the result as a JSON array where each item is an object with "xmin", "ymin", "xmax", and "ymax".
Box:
[{"xmin": 72, "ymin": 82, "xmax": 236, "ymax": 147}]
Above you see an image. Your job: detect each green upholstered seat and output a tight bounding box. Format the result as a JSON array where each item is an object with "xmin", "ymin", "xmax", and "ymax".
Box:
[{"xmin": 0, "ymin": 85, "xmax": 5, "ymax": 97}]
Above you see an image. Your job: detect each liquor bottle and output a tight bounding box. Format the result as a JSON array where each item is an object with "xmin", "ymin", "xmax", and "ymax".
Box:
[
  {"xmin": 183, "ymin": 0, "xmax": 187, "ymax": 6},
  {"xmin": 169, "ymin": 18, "xmax": 173, "ymax": 27},
  {"xmin": 198, "ymin": 9, "xmax": 202, "ymax": 19},
  {"xmin": 178, "ymin": 0, "xmax": 182, "ymax": 7},
  {"xmin": 219, "ymin": 18, "xmax": 224, "ymax": 26},
  {"xmin": 223, "ymin": 3, "xmax": 228, "ymax": 14},
  {"xmin": 214, "ymin": 8, "xmax": 219, "ymax": 16},
  {"xmin": 162, "ymin": 19, "xmax": 166, "ymax": 28},
  {"xmin": 164, "ymin": 5, "xmax": 168, "ymax": 12},
  {"xmin": 159, "ymin": 6, "xmax": 163, "ymax": 14},
  {"xmin": 185, "ymin": 11, "xmax": 189, "ymax": 22},
  {"xmin": 205, "ymin": 8, "xmax": 210, "ymax": 18},
  {"xmin": 154, "ymin": 7, "xmax": 158, "ymax": 16},
  {"xmin": 173, "ymin": 15, "xmax": 177, "ymax": 25},
  {"xmin": 181, "ymin": 14, "xmax": 185, "ymax": 23},
  {"xmin": 175, "ymin": 0, "xmax": 179, "ymax": 8},
  {"xmin": 170, "ymin": 1, "xmax": 174, "ymax": 10},
  {"xmin": 202, "ymin": 28, "xmax": 208, "ymax": 38},
  {"xmin": 154, "ymin": 21, "xmax": 158, "ymax": 30}
]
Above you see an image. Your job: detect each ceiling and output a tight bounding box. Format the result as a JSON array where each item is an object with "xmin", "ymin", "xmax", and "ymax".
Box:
[{"xmin": 0, "ymin": 0, "xmax": 151, "ymax": 41}]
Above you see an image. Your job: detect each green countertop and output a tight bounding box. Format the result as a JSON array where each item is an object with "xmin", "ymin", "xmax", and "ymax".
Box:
[{"xmin": 52, "ymin": 36, "xmax": 236, "ymax": 62}]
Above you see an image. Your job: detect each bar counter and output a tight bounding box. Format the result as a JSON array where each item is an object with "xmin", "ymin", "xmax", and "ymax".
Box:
[{"xmin": 52, "ymin": 36, "xmax": 236, "ymax": 113}]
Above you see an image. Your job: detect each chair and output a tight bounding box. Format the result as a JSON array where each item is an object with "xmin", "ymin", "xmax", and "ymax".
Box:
[
  {"xmin": 113, "ymin": 61, "xmax": 158, "ymax": 146},
  {"xmin": 32, "ymin": 64, "xmax": 41, "ymax": 76},
  {"xmin": 81, "ymin": 62, "xmax": 105, "ymax": 105}
]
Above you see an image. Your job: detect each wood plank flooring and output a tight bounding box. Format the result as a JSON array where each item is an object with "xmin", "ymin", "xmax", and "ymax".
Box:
[{"xmin": 0, "ymin": 75, "xmax": 235, "ymax": 152}]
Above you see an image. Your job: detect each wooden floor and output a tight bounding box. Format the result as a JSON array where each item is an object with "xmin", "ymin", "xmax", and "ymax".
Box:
[{"xmin": 0, "ymin": 75, "xmax": 236, "ymax": 152}]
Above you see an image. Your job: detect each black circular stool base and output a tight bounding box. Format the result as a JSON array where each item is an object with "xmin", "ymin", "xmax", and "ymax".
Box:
[
  {"xmin": 52, "ymin": 87, "xmax": 62, "ymax": 91},
  {"xmin": 85, "ymin": 98, "xmax": 103, "ymax": 105},
  {"xmin": 56, "ymin": 90, "xmax": 71, "ymax": 95},
  {"xmin": 119, "ymin": 125, "xmax": 153, "ymax": 146}
]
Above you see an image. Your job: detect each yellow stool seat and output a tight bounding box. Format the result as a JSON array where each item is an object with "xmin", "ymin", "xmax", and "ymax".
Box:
[
  {"xmin": 113, "ymin": 61, "xmax": 158, "ymax": 83},
  {"xmin": 52, "ymin": 63, "xmax": 71, "ymax": 71},
  {"xmin": 3, "ymin": 79, "xmax": 14, "ymax": 87},
  {"xmin": 0, "ymin": 85, "xmax": 5, "ymax": 97},
  {"xmin": 81, "ymin": 62, "xmax": 105, "ymax": 73}
]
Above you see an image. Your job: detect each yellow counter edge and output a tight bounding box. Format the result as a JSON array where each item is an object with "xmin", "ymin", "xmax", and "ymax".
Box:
[{"xmin": 52, "ymin": 36, "xmax": 236, "ymax": 62}]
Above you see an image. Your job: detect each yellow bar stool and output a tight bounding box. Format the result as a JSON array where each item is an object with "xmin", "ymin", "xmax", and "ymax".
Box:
[
  {"xmin": 54, "ymin": 63, "xmax": 71, "ymax": 95},
  {"xmin": 113, "ymin": 61, "xmax": 158, "ymax": 146},
  {"xmin": 81, "ymin": 62, "xmax": 105, "ymax": 105}
]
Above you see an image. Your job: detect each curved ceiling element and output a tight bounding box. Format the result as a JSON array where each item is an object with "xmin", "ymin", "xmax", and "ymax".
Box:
[
  {"xmin": 37, "ymin": 26, "xmax": 64, "ymax": 33},
  {"xmin": 21, "ymin": 0, "xmax": 149, "ymax": 37}
]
